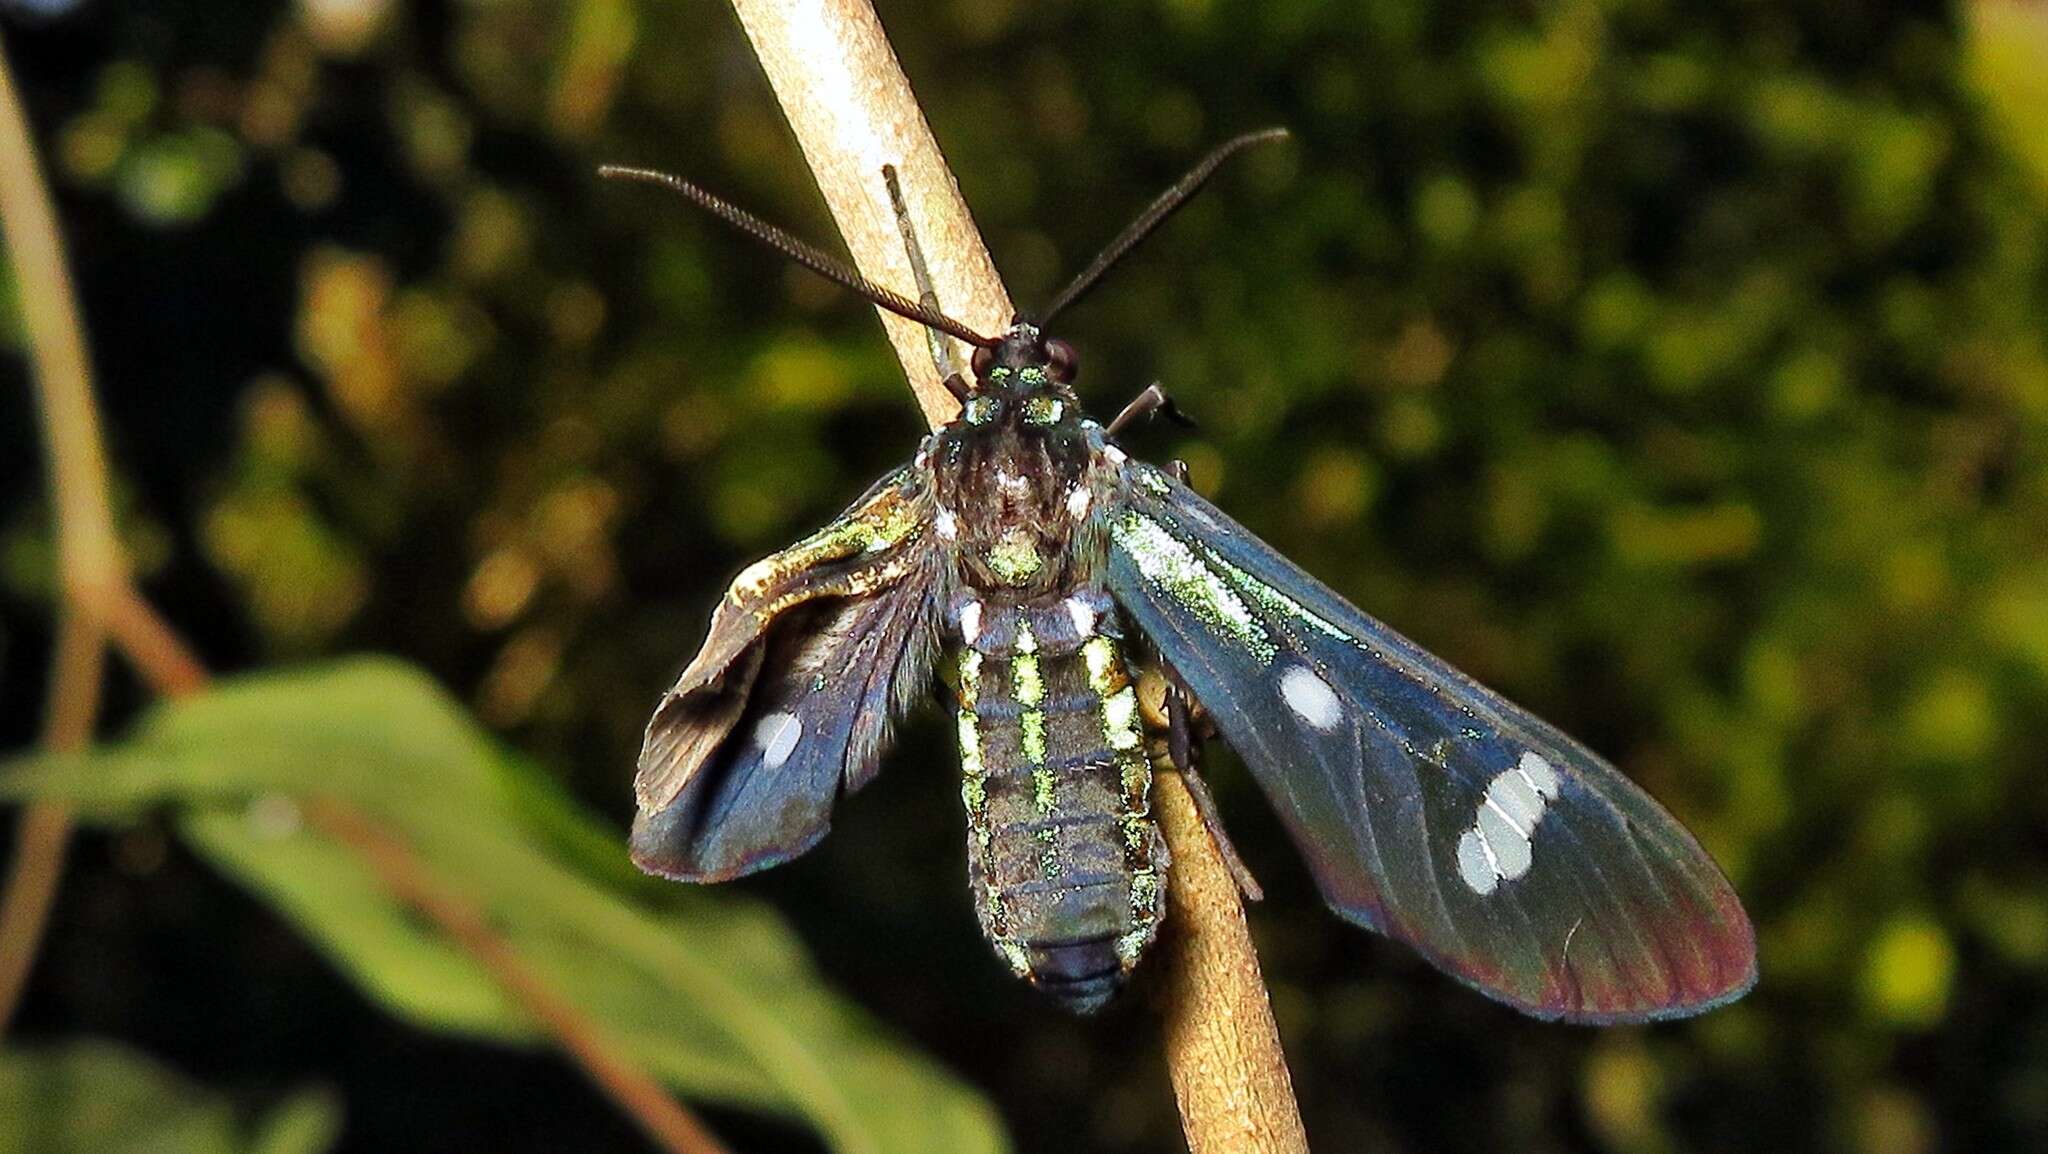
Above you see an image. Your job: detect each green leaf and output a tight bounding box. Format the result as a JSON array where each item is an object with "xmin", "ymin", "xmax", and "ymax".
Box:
[
  {"xmin": 0, "ymin": 659, "xmax": 500, "ymax": 818},
  {"xmin": 180, "ymin": 807, "xmax": 523, "ymax": 1042},
  {"xmin": 0, "ymin": 1039, "xmax": 340, "ymax": 1154},
  {"xmin": 0, "ymin": 657, "xmax": 1006, "ymax": 1154}
]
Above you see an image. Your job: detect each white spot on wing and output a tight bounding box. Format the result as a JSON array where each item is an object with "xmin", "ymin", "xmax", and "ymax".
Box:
[
  {"xmin": 1064, "ymin": 596, "xmax": 1096, "ymax": 636},
  {"xmin": 1279, "ymin": 664, "xmax": 1343, "ymax": 731},
  {"xmin": 1066, "ymin": 486, "xmax": 1092, "ymax": 520},
  {"xmin": 1457, "ymin": 749, "xmax": 1563, "ymax": 894},
  {"xmin": 754, "ymin": 711, "xmax": 802, "ymax": 770},
  {"xmin": 1517, "ymin": 750, "xmax": 1560, "ymax": 796},
  {"xmin": 1485, "ymin": 772, "xmax": 1543, "ymax": 834},
  {"xmin": 959, "ymin": 600, "xmax": 983, "ymax": 644},
  {"xmin": 1456, "ymin": 828, "xmax": 1499, "ymax": 895},
  {"xmin": 1477, "ymin": 805, "xmax": 1532, "ymax": 880},
  {"xmin": 935, "ymin": 507, "xmax": 958, "ymax": 540}
]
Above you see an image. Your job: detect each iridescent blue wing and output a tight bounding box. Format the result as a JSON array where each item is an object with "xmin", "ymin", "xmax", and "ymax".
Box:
[
  {"xmin": 1102, "ymin": 463, "xmax": 1755, "ymax": 1022},
  {"xmin": 632, "ymin": 467, "xmax": 941, "ymax": 882}
]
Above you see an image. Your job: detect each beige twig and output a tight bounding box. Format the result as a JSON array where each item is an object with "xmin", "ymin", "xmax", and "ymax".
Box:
[
  {"xmin": 0, "ymin": 33, "xmax": 121, "ymax": 590},
  {"xmin": 726, "ymin": 3, "xmax": 1310, "ymax": 1148},
  {"xmin": 103, "ymin": 581, "xmax": 210, "ymax": 699},
  {"xmin": 1154, "ymin": 772, "xmax": 1309, "ymax": 1152},
  {"xmin": 0, "ymin": 26, "xmax": 123, "ymax": 1035},
  {"xmin": 728, "ymin": 0, "xmax": 1012, "ymax": 427},
  {"xmin": 0, "ymin": 37, "xmax": 731, "ymax": 1154},
  {"xmin": 0, "ymin": 608, "xmax": 105, "ymax": 1032}
]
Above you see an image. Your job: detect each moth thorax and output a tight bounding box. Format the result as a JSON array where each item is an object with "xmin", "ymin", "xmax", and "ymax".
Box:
[
  {"xmin": 957, "ymin": 489, "xmax": 1070, "ymax": 593},
  {"xmin": 981, "ymin": 529, "xmax": 1048, "ymax": 588}
]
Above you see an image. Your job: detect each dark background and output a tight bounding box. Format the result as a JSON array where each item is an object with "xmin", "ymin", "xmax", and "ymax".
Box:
[{"xmin": 4, "ymin": 0, "xmax": 2048, "ymax": 1151}]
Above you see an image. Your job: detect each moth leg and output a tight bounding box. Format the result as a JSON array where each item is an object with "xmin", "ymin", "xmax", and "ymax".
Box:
[
  {"xmin": 1106, "ymin": 382, "xmax": 1198, "ymax": 438},
  {"xmin": 1163, "ymin": 664, "xmax": 1264, "ymax": 903},
  {"xmin": 883, "ymin": 163, "xmax": 963, "ymax": 383},
  {"xmin": 1168, "ymin": 458, "xmax": 1191, "ymax": 484}
]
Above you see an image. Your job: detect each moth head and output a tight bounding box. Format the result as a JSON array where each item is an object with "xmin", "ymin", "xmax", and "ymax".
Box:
[{"xmin": 970, "ymin": 321, "xmax": 1080, "ymax": 389}]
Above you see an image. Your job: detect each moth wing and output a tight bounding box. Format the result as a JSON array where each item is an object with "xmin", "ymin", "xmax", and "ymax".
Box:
[
  {"xmin": 633, "ymin": 467, "xmax": 940, "ymax": 881},
  {"xmin": 1102, "ymin": 463, "xmax": 1755, "ymax": 1022},
  {"xmin": 634, "ymin": 466, "xmax": 929, "ymax": 813}
]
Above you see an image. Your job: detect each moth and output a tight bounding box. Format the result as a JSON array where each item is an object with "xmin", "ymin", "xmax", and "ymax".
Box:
[{"xmin": 604, "ymin": 131, "xmax": 1756, "ymax": 1019}]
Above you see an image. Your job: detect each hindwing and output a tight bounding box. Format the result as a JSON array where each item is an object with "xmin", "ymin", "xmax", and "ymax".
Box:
[{"xmin": 1102, "ymin": 462, "xmax": 1755, "ymax": 1022}]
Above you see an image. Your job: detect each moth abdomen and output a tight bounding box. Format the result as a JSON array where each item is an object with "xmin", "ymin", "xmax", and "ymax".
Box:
[
  {"xmin": 953, "ymin": 591, "xmax": 1166, "ymax": 1013},
  {"xmin": 1013, "ymin": 927, "xmax": 1126, "ymax": 1016}
]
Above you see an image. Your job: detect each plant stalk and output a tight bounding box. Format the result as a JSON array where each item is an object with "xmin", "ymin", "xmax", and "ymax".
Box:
[
  {"xmin": 728, "ymin": 0, "xmax": 1012, "ymax": 427},
  {"xmin": 0, "ymin": 25, "xmax": 122, "ymax": 1036}
]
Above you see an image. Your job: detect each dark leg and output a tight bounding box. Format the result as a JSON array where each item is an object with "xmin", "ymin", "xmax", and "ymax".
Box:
[
  {"xmin": 1162, "ymin": 658, "xmax": 1263, "ymax": 903},
  {"xmin": 883, "ymin": 164, "xmax": 962, "ymax": 383},
  {"xmin": 1106, "ymin": 382, "xmax": 1197, "ymax": 438}
]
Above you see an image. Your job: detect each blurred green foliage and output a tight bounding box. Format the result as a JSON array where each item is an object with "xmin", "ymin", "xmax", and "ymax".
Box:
[
  {"xmin": 1968, "ymin": 2, "xmax": 2048, "ymax": 197},
  {"xmin": 1, "ymin": 660, "xmax": 1004, "ymax": 1154},
  {"xmin": 0, "ymin": 1039, "xmax": 339, "ymax": 1154},
  {"xmin": 2, "ymin": 0, "xmax": 2047, "ymax": 1152}
]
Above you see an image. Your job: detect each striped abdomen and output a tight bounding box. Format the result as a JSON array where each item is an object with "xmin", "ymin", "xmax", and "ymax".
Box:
[{"xmin": 950, "ymin": 588, "xmax": 1166, "ymax": 1013}]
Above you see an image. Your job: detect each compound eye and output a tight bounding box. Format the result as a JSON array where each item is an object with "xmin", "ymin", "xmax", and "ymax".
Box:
[
  {"xmin": 1045, "ymin": 338, "xmax": 1079, "ymax": 382},
  {"xmin": 970, "ymin": 346, "xmax": 996, "ymax": 376}
]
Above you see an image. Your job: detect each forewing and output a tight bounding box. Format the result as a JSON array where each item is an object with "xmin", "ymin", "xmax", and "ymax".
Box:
[
  {"xmin": 631, "ymin": 573, "xmax": 940, "ymax": 882},
  {"xmin": 635, "ymin": 466, "xmax": 930, "ymax": 814},
  {"xmin": 1103, "ymin": 464, "xmax": 1755, "ymax": 1022},
  {"xmin": 633, "ymin": 466, "xmax": 940, "ymax": 882}
]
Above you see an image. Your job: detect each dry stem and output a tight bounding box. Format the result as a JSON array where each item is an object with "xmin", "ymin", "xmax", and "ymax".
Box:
[
  {"xmin": 729, "ymin": 0, "xmax": 1012, "ymax": 426},
  {"xmin": 0, "ymin": 35, "xmax": 728, "ymax": 1154},
  {"xmin": 0, "ymin": 25, "xmax": 123, "ymax": 1035},
  {"xmin": 0, "ymin": 610, "xmax": 104, "ymax": 1032},
  {"xmin": 1154, "ymin": 773, "xmax": 1309, "ymax": 1152},
  {"xmin": 727, "ymin": 2, "xmax": 1309, "ymax": 1149}
]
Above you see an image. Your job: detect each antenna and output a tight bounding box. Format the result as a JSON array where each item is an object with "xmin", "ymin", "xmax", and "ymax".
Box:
[
  {"xmin": 883, "ymin": 163, "xmax": 965, "ymax": 384},
  {"xmin": 599, "ymin": 165, "xmax": 999, "ymax": 349},
  {"xmin": 1038, "ymin": 127, "xmax": 1290, "ymax": 326}
]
